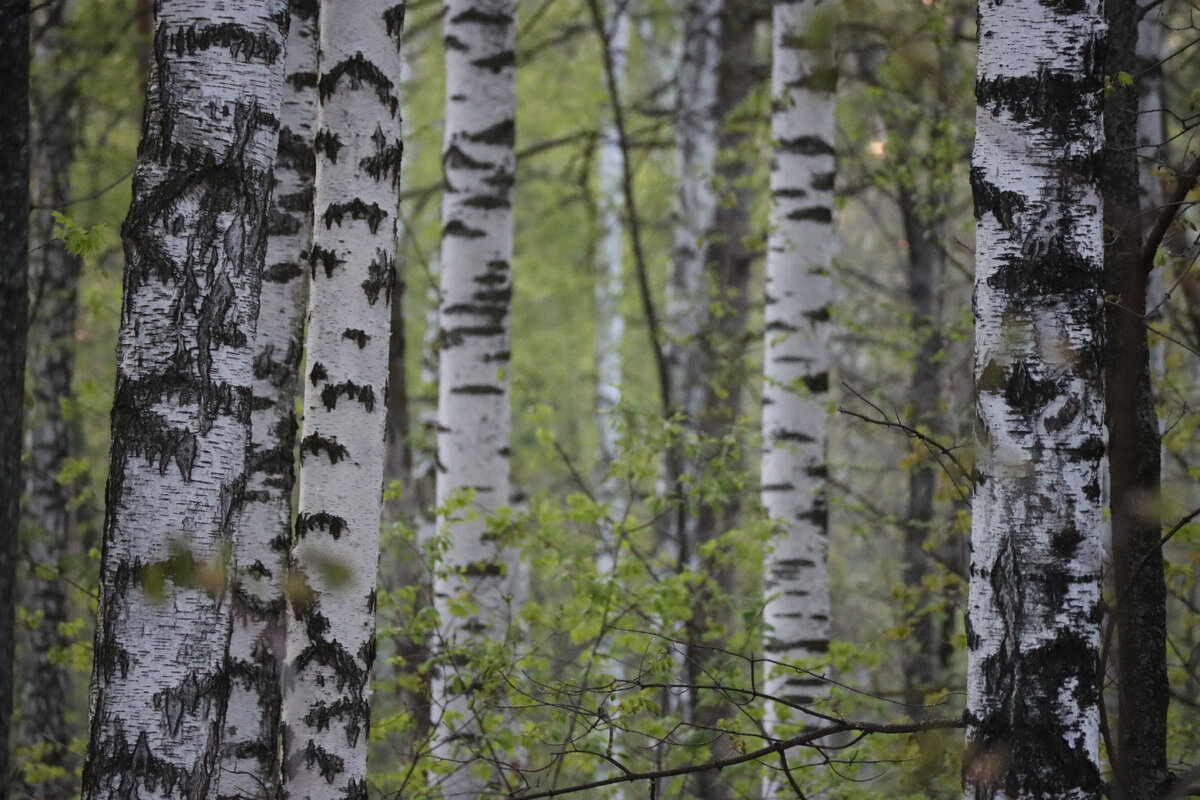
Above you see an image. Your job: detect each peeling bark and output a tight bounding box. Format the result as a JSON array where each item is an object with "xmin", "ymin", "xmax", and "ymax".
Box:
[
  {"xmin": 434, "ymin": 0, "xmax": 518, "ymax": 795},
  {"xmin": 0, "ymin": 3, "xmax": 32, "ymax": 798},
  {"xmin": 282, "ymin": 4, "xmax": 404, "ymax": 799},
  {"xmin": 20, "ymin": 3, "xmax": 83, "ymax": 797},
  {"xmin": 80, "ymin": 4, "xmax": 288, "ymax": 799},
  {"xmin": 220, "ymin": 2, "xmax": 318, "ymax": 797},
  {"xmin": 761, "ymin": 0, "xmax": 836, "ymax": 755},
  {"xmin": 965, "ymin": 0, "xmax": 1106, "ymax": 795}
]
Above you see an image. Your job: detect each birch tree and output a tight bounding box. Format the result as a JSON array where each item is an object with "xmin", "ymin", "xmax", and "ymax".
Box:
[
  {"xmin": 761, "ymin": 0, "xmax": 836, "ymax": 746},
  {"xmin": 0, "ymin": 3, "xmax": 31, "ymax": 797},
  {"xmin": 663, "ymin": 0, "xmax": 721, "ymax": 563},
  {"xmin": 220, "ymin": 1, "xmax": 318, "ymax": 796},
  {"xmin": 80, "ymin": 3, "xmax": 286, "ymax": 798},
  {"xmin": 282, "ymin": 3, "xmax": 404, "ymax": 798},
  {"xmin": 964, "ymin": 0, "xmax": 1106, "ymax": 794},
  {"xmin": 19, "ymin": 4, "xmax": 81, "ymax": 797},
  {"xmin": 434, "ymin": 0, "xmax": 518, "ymax": 793}
]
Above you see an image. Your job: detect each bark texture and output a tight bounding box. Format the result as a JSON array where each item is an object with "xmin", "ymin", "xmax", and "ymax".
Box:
[
  {"xmin": 221, "ymin": 2, "xmax": 318, "ymax": 797},
  {"xmin": 81, "ymin": 4, "xmax": 287, "ymax": 799},
  {"xmin": 434, "ymin": 0, "xmax": 517, "ymax": 794},
  {"xmin": 964, "ymin": 0, "xmax": 1106, "ymax": 795},
  {"xmin": 663, "ymin": 0, "xmax": 722, "ymax": 562},
  {"xmin": 282, "ymin": 3, "xmax": 404, "ymax": 799},
  {"xmin": 761, "ymin": 0, "xmax": 836, "ymax": 741},
  {"xmin": 20, "ymin": 4, "xmax": 82, "ymax": 798},
  {"xmin": 1102, "ymin": 1, "xmax": 1169, "ymax": 797},
  {"xmin": 899, "ymin": 187, "xmax": 946, "ymax": 709},
  {"xmin": 0, "ymin": 3, "xmax": 31, "ymax": 798}
]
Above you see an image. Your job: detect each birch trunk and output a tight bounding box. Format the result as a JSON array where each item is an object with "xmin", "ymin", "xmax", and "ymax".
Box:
[
  {"xmin": 595, "ymin": 0, "xmax": 629, "ymax": 579},
  {"xmin": 80, "ymin": 4, "xmax": 286, "ymax": 798},
  {"xmin": 434, "ymin": 0, "xmax": 517, "ymax": 794},
  {"xmin": 964, "ymin": 0, "xmax": 1106, "ymax": 794},
  {"xmin": 220, "ymin": 2, "xmax": 318, "ymax": 796},
  {"xmin": 0, "ymin": 3, "xmax": 31, "ymax": 797},
  {"xmin": 663, "ymin": 0, "xmax": 721, "ymax": 566},
  {"xmin": 282, "ymin": 4, "xmax": 404, "ymax": 798},
  {"xmin": 595, "ymin": 0, "xmax": 629, "ymax": 485},
  {"xmin": 21, "ymin": 4, "xmax": 82, "ymax": 797},
  {"xmin": 1102, "ymin": 2, "xmax": 1169, "ymax": 797},
  {"xmin": 761, "ymin": 0, "xmax": 836, "ymax": 747}
]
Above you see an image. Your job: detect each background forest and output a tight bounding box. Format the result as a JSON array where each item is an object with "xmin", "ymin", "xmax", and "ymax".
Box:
[{"xmin": 4, "ymin": 0, "xmax": 1200, "ymax": 798}]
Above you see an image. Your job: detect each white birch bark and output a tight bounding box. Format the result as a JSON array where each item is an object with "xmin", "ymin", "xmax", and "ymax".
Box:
[
  {"xmin": 434, "ymin": 0, "xmax": 517, "ymax": 794},
  {"xmin": 965, "ymin": 0, "xmax": 1106, "ymax": 794},
  {"xmin": 221, "ymin": 2, "xmax": 318, "ymax": 796},
  {"xmin": 282, "ymin": 4, "xmax": 404, "ymax": 799},
  {"xmin": 761, "ymin": 0, "xmax": 836, "ymax": 751},
  {"xmin": 664, "ymin": 0, "xmax": 721, "ymax": 525},
  {"xmin": 80, "ymin": 4, "xmax": 287, "ymax": 799},
  {"xmin": 595, "ymin": 0, "xmax": 629, "ymax": 577}
]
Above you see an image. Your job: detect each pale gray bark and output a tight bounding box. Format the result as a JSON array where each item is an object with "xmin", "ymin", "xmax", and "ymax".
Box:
[
  {"xmin": 595, "ymin": 0, "xmax": 629, "ymax": 577},
  {"xmin": 80, "ymin": 4, "xmax": 287, "ymax": 799},
  {"xmin": 19, "ymin": 4, "xmax": 82, "ymax": 797},
  {"xmin": 433, "ymin": 0, "xmax": 518, "ymax": 795},
  {"xmin": 220, "ymin": 2, "xmax": 318, "ymax": 797},
  {"xmin": 964, "ymin": 0, "xmax": 1106, "ymax": 795},
  {"xmin": 282, "ymin": 4, "xmax": 404, "ymax": 799},
  {"xmin": 663, "ymin": 0, "xmax": 721, "ymax": 568}
]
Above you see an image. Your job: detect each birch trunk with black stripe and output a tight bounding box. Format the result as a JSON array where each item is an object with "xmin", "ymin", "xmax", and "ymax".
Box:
[
  {"xmin": 220, "ymin": 3, "xmax": 317, "ymax": 797},
  {"xmin": 80, "ymin": 4, "xmax": 286, "ymax": 799},
  {"xmin": 434, "ymin": 0, "xmax": 517, "ymax": 794},
  {"xmin": 282, "ymin": 4, "xmax": 404, "ymax": 799},
  {"xmin": 0, "ymin": 2, "xmax": 31, "ymax": 797},
  {"xmin": 761, "ymin": 0, "xmax": 835, "ymax": 748},
  {"xmin": 964, "ymin": 0, "xmax": 1105, "ymax": 795},
  {"xmin": 20, "ymin": 4, "xmax": 81, "ymax": 797},
  {"xmin": 663, "ymin": 0, "xmax": 721, "ymax": 568}
]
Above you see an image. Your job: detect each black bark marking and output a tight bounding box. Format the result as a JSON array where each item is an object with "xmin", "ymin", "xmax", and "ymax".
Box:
[
  {"xmin": 323, "ymin": 198, "xmax": 388, "ymax": 234},
  {"xmin": 286, "ymin": 70, "xmax": 318, "ymax": 91},
  {"xmin": 384, "ymin": 5, "xmax": 406, "ymax": 42},
  {"xmin": 440, "ymin": 325, "xmax": 504, "ymax": 348},
  {"xmin": 466, "ymin": 119, "xmax": 515, "ymax": 146},
  {"xmin": 450, "ymin": 8, "xmax": 515, "ymax": 24},
  {"xmin": 777, "ymin": 136, "xmax": 835, "ymax": 156},
  {"xmin": 361, "ymin": 249, "xmax": 395, "ymax": 306},
  {"xmin": 970, "ymin": 166, "xmax": 1025, "ymax": 228},
  {"xmin": 162, "ymin": 23, "xmax": 283, "ymax": 63},
  {"xmin": 472, "ymin": 50, "xmax": 515, "ymax": 73},
  {"xmin": 342, "ymin": 329, "xmax": 370, "ymax": 348},
  {"xmin": 309, "ymin": 362, "xmax": 328, "ymax": 385},
  {"xmin": 308, "ymin": 244, "xmax": 344, "ymax": 278},
  {"xmin": 443, "ymin": 219, "xmax": 486, "ymax": 238},
  {"xmin": 315, "ymin": 128, "xmax": 343, "ymax": 163},
  {"xmin": 451, "ymin": 384, "xmax": 504, "ymax": 395},
  {"xmin": 300, "ymin": 433, "xmax": 349, "ymax": 464},
  {"xmin": 977, "ymin": 68, "xmax": 1103, "ymax": 141},
  {"xmin": 276, "ymin": 126, "xmax": 316, "ymax": 174},
  {"xmin": 787, "ymin": 206, "xmax": 832, "ymax": 223},
  {"xmin": 295, "ymin": 511, "xmax": 349, "ymax": 540},
  {"xmin": 320, "ymin": 381, "xmax": 376, "ymax": 413},
  {"xmin": 360, "ymin": 125, "xmax": 404, "ymax": 188},
  {"xmin": 263, "ymin": 260, "xmax": 304, "ymax": 283},
  {"xmin": 444, "ymin": 144, "xmax": 491, "ymax": 171},
  {"xmin": 319, "ymin": 52, "xmax": 398, "ymax": 115}
]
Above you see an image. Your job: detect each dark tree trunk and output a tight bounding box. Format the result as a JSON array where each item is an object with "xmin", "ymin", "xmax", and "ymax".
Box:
[
  {"xmin": 19, "ymin": 3, "xmax": 82, "ymax": 797},
  {"xmin": 898, "ymin": 186, "xmax": 945, "ymax": 711},
  {"xmin": 686, "ymin": 4, "xmax": 767, "ymax": 799},
  {"xmin": 0, "ymin": 3, "xmax": 31, "ymax": 799},
  {"xmin": 1102, "ymin": 0, "xmax": 1170, "ymax": 797}
]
